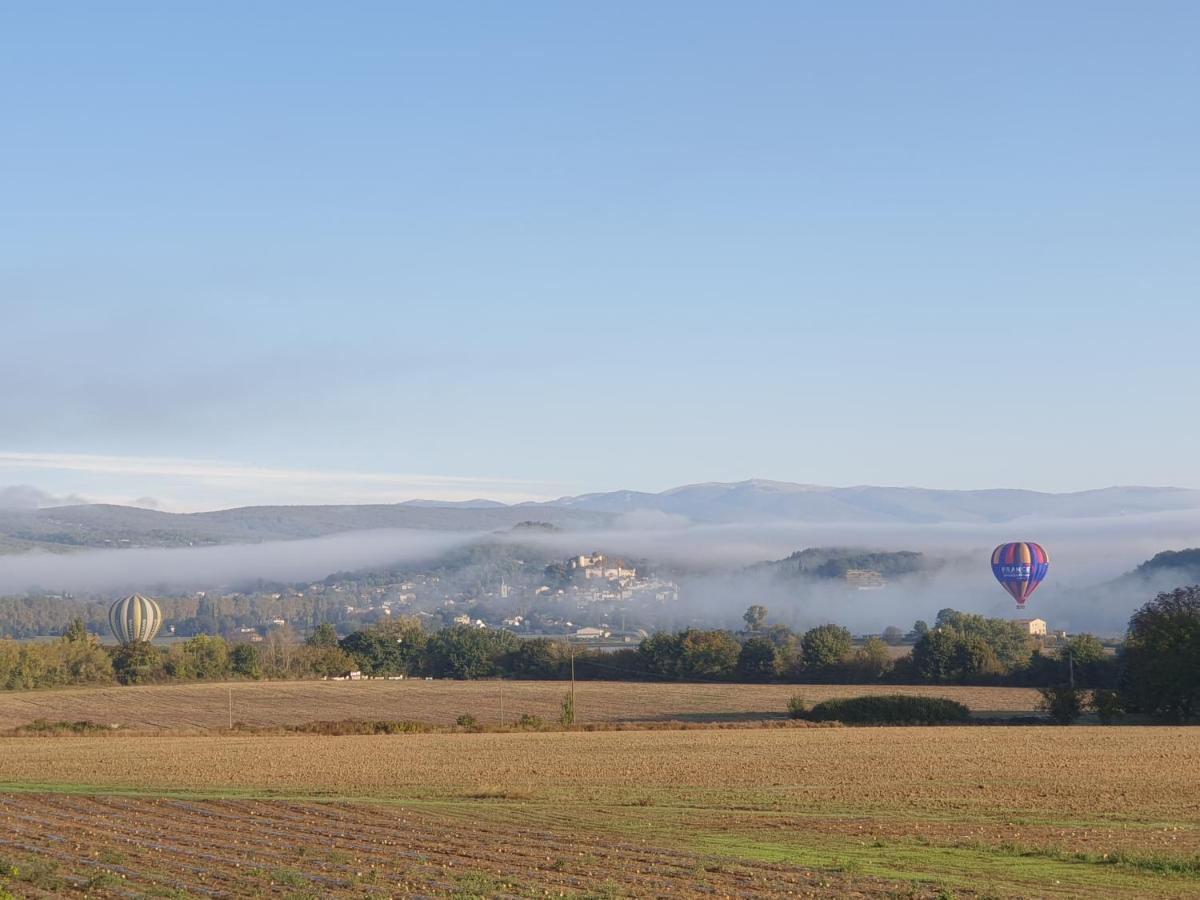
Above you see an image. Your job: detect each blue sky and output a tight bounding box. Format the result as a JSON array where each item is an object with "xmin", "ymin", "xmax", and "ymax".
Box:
[{"xmin": 2, "ymin": 2, "xmax": 1198, "ymax": 510}]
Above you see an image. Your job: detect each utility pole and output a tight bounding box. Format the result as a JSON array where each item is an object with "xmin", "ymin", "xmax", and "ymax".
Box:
[
  {"xmin": 499, "ymin": 678, "xmax": 504, "ymax": 728},
  {"xmin": 570, "ymin": 642, "xmax": 576, "ymax": 722},
  {"xmin": 228, "ymin": 686, "xmax": 233, "ymax": 730},
  {"xmin": 1068, "ymin": 650, "xmax": 1075, "ymax": 689}
]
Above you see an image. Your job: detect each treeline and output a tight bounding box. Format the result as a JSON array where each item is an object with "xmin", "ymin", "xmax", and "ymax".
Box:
[
  {"xmin": 908, "ymin": 610, "xmax": 1119, "ymax": 688},
  {"xmin": 0, "ymin": 592, "xmax": 350, "ymax": 640},
  {"xmin": 3, "ymin": 589, "xmax": 1197, "ymax": 722},
  {"xmin": 0, "ymin": 611, "xmax": 1099, "ymax": 689}
]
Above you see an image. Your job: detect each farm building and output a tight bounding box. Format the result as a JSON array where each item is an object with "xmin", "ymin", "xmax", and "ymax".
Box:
[
  {"xmin": 1014, "ymin": 618, "xmax": 1047, "ymax": 636},
  {"xmin": 574, "ymin": 627, "xmax": 611, "ymax": 639}
]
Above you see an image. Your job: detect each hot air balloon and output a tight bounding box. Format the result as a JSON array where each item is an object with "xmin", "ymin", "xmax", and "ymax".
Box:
[
  {"xmin": 991, "ymin": 542, "xmax": 1049, "ymax": 609},
  {"xmin": 108, "ymin": 594, "xmax": 163, "ymax": 645}
]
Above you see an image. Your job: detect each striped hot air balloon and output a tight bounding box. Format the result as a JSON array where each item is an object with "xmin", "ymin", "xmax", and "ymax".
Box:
[
  {"xmin": 990, "ymin": 542, "xmax": 1049, "ymax": 609},
  {"xmin": 108, "ymin": 594, "xmax": 164, "ymax": 645}
]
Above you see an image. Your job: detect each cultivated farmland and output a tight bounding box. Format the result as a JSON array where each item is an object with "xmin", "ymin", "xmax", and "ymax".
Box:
[
  {"xmin": 1, "ymin": 726, "xmax": 1197, "ymax": 898},
  {"xmin": 0, "ymin": 679, "xmax": 1041, "ymax": 732}
]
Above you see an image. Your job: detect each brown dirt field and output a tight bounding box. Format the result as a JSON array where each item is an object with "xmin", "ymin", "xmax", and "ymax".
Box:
[
  {"xmin": 1, "ymin": 727, "xmax": 1197, "ymax": 898},
  {"xmin": 0, "ymin": 679, "xmax": 1041, "ymax": 731},
  {"xmin": 1, "ymin": 728, "xmax": 1195, "ymax": 822},
  {"xmin": 0, "ymin": 793, "xmax": 951, "ymax": 898}
]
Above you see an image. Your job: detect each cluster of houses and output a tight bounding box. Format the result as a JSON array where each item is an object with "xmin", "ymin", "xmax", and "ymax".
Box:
[{"xmin": 547, "ymin": 552, "xmax": 680, "ymax": 604}]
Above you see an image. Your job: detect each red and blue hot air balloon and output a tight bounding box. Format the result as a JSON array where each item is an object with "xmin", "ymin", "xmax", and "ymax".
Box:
[{"xmin": 991, "ymin": 542, "xmax": 1049, "ymax": 609}]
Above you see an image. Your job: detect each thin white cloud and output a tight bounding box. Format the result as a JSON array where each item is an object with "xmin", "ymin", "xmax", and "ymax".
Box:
[
  {"xmin": 0, "ymin": 452, "xmax": 554, "ymax": 509},
  {"xmin": 0, "ymin": 452, "xmax": 538, "ymax": 487}
]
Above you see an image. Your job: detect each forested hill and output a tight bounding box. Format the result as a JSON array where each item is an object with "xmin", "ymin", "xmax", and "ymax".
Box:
[
  {"xmin": 1114, "ymin": 549, "xmax": 1200, "ymax": 590},
  {"xmin": 759, "ymin": 547, "xmax": 934, "ymax": 580}
]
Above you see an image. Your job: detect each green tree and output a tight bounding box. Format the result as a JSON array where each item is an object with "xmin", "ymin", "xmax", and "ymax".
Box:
[
  {"xmin": 14, "ymin": 645, "xmax": 49, "ymax": 689},
  {"xmin": 339, "ymin": 617, "xmax": 426, "ymax": 676},
  {"xmin": 849, "ymin": 636, "xmax": 892, "ymax": 680},
  {"xmin": 678, "ymin": 629, "xmax": 740, "ymax": 679},
  {"xmin": 307, "ymin": 623, "xmax": 339, "ymax": 648},
  {"xmin": 1122, "ymin": 587, "xmax": 1200, "ymax": 721},
  {"xmin": 1058, "ymin": 633, "xmax": 1115, "ymax": 687},
  {"xmin": 911, "ymin": 629, "xmax": 961, "ymax": 682},
  {"xmin": 0, "ymin": 641, "xmax": 20, "ymax": 689},
  {"xmin": 230, "ymin": 642, "xmax": 263, "ymax": 679},
  {"xmin": 1060, "ymin": 633, "xmax": 1105, "ymax": 666},
  {"xmin": 934, "ymin": 608, "xmax": 958, "ymax": 629},
  {"xmin": 112, "ymin": 641, "xmax": 166, "ymax": 685},
  {"xmin": 801, "ymin": 624, "xmax": 853, "ymax": 674},
  {"xmin": 169, "ymin": 634, "xmax": 231, "ymax": 680},
  {"xmin": 58, "ymin": 637, "xmax": 114, "ymax": 684},
  {"xmin": 763, "ymin": 624, "xmax": 802, "ymax": 674},
  {"xmin": 912, "ymin": 629, "xmax": 1004, "ymax": 683},
  {"xmin": 62, "ymin": 618, "xmax": 88, "ymax": 643},
  {"xmin": 298, "ymin": 643, "xmax": 359, "ymax": 677},
  {"xmin": 764, "ymin": 623, "xmax": 798, "ymax": 649},
  {"xmin": 933, "ymin": 610, "xmax": 1032, "ymax": 671},
  {"xmin": 426, "ymin": 625, "xmax": 519, "ymax": 679},
  {"xmin": 638, "ymin": 631, "xmax": 683, "ymax": 676},
  {"xmin": 956, "ymin": 635, "xmax": 1004, "ymax": 679},
  {"xmin": 736, "ymin": 637, "xmax": 778, "ymax": 680},
  {"xmin": 742, "ymin": 605, "xmax": 768, "ymax": 632},
  {"xmin": 504, "ymin": 638, "xmax": 564, "ymax": 678}
]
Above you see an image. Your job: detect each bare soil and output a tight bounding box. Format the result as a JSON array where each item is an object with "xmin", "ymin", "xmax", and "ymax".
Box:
[{"xmin": 0, "ymin": 793, "xmax": 965, "ymax": 898}]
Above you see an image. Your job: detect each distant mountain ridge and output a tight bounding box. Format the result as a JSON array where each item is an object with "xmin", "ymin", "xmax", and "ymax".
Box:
[
  {"xmin": 0, "ymin": 479, "xmax": 1197, "ymax": 554},
  {"xmin": 0, "ymin": 503, "xmax": 608, "ymax": 554},
  {"xmin": 525, "ymin": 479, "xmax": 1200, "ymax": 524}
]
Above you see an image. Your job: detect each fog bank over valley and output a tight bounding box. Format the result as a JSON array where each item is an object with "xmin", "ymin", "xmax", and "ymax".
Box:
[{"xmin": 3, "ymin": 499, "xmax": 1200, "ymax": 635}]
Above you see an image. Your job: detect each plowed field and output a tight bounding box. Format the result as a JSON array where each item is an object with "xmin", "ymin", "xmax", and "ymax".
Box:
[
  {"xmin": 0, "ymin": 793, "xmax": 947, "ymax": 898},
  {"xmin": 1, "ymin": 726, "xmax": 1198, "ymax": 898}
]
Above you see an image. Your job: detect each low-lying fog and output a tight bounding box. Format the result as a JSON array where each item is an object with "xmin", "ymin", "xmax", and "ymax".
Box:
[{"xmin": 3, "ymin": 509, "xmax": 1200, "ymax": 635}]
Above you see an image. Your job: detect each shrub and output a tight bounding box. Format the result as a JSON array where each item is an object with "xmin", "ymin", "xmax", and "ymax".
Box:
[
  {"xmin": 1038, "ymin": 683, "xmax": 1085, "ymax": 725},
  {"xmin": 516, "ymin": 713, "xmax": 544, "ymax": 729},
  {"xmin": 288, "ymin": 719, "xmax": 430, "ymax": 735},
  {"xmin": 786, "ymin": 695, "xmax": 807, "ymax": 719},
  {"xmin": 805, "ymin": 695, "xmax": 970, "ymax": 725},
  {"xmin": 560, "ymin": 692, "xmax": 575, "ymax": 726},
  {"xmin": 455, "ymin": 713, "xmax": 478, "ymax": 729},
  {"xmin": 1090, "ymin": 688, "xmax": 1124, "ymax": 724},
  {"xmin": 15, "ymin": 719, "xmax": 109, "ymax": 735}
]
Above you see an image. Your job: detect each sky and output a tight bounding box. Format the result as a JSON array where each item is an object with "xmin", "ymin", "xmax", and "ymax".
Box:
[{"xmin": 3, "ymin": 2, "xmax": 1199, "ymax": 511}]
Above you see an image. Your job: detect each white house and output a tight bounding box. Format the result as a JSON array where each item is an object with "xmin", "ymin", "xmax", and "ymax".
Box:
[{"xmin": 1014, "ymin": 618, "xmax": 1047, "ymax": 636}]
